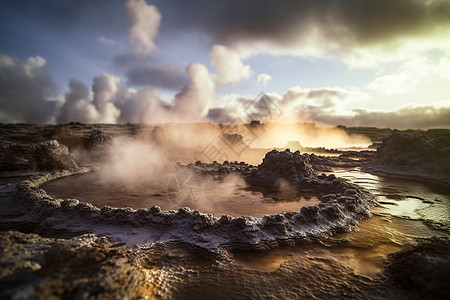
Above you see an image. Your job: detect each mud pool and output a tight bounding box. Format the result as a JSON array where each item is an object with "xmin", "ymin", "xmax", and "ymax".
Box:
[
  {"xmin": 37, "ymin": 168, "xmax": 450, "ymax": 251},
  {"xmin": 42, "ymin": 171, "xmax": 321, "ymax": 218}
]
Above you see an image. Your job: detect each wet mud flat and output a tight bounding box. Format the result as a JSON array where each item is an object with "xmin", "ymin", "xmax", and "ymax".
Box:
[{"xmin": 0, "ymin": 124, "xmax": 449, "ymax": 299}]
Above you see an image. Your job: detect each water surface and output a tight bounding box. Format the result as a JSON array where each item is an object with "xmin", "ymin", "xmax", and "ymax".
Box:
[{"xmin": 43, "ymin": 171, "xmax": 320, "ymax": 217}]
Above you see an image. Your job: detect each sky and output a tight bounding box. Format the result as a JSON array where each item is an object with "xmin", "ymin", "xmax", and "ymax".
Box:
[{"xmin": 1, "ymin": 0, "xmax": 450, "ymax": 128}]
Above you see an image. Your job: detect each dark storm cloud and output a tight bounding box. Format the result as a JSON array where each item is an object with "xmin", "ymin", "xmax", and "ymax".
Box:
[
  {"xmin": 4, "ymin": 0, "xmax": 127, "ymax": 33},
  {"xmin": 0, "ymin": 55, "xmax": 58, "ymax": 124},
  {"xmin": 8, "ymin": 0, "xmax": 448, "ymax": 46},
  {"xmin": 4, "ymin": 0, "xmax": 449, "ymax": 58},
  {"xmin": 125, "ymin": 65, "xmax": 188, "ymax": 90},
  {"xmin": 113, "ymin": 53, "xmax": 149, "ymax": 69},
  {"xmin": 156, "ymin": 0, "xmax": 450, "ymax": 48}
]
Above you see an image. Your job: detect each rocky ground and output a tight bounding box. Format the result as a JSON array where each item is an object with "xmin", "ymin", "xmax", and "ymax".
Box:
[
  {"xmin": 0, "ymin": 231, "xmax": 146, "ymax": 299},
  {"xmin": 1, "ymin": 229, "xmax": 448, "ymax": 300}
]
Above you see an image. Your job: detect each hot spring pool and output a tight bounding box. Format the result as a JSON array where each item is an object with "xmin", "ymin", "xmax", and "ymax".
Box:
[{"xmin": 42, "ymin": 171, "xmax": 321, "ymax": 218}]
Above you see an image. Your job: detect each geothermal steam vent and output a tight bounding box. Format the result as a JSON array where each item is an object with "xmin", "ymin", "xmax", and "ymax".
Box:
[{"xmin": 17, "ymin": 149, "xmax": 375, "ymax": 249}]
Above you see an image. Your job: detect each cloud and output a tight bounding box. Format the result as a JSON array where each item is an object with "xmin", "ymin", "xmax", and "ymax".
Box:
[
  {"xmin": 58, "ymin": 73, "xmax": 161, "ymax": 124},
  {"xmin": 112, "ymin": 53, "xmax": 149, "ymax": 69},
  {"xmin": 6, "ymin": 0, "xmax": 127, "ymax": 32},
  {"xmin": 125, "ymin": 64, "xmax": 188, "ymax": 90},
  {"xmin": 126, "ymin": 0, "xmax": 161, "ymax": 58},
  {"xmin": 126, "ymin": 62, "xmax": 217, "ymax": 123},
  {"xmin": 277, "ymin": 87, "xmax": 367, "ymax": 123},
  {"xmin": 13, "ymin": 0, "xmax": 450, "ymax": 67},
  {"xmin": 206, "ymin": 108, "xmax": 235, "ymax": 124},
  {"xmin": 368, "ymin": 55, "xmax": 450, "ymax": 94},
  {"xmin": 207, "ymin": 93, "xmax": 285, "ymax": 124},
  {"xmin": 172, "ymin": 62, "xmax": 216, "ymax": 121},
  {"xmin": 157, "ymin": 0, "xmax": 450, "ymax": 67},
  {"xmin": 51, "ymin": 67, "xmax": 450, "ymax": 128},
  {"xmin": 127, "ymin": 87, "xmax": 163, "ymax": 123},
  {"xmin": 210, "ymin": 44, "xmax": 252, "ymax": 87},
  {"xmin": 433, "ymin": 56, "xmax": 450, "ymax": 80},
  {"xmin": 207, "ymin": 86, "xmax": 357, "ymax": 124},
  {"xmin": 208, "ymin": 87, "xmax": 450, "ymax": 129},
  {"xmin": 269, "ymin": 87, "xmax": 450, "ymax": 129},
  {"xmin": 3, "ymin": 52, "xmax": 449, "ymax": 129},
  {"xmin": 96, "ymin": 36, "xmax": 116, "ymax": 46},
  {"xmin": 57, "ymin": 62, "xmax": 217, "ymax": 124},
  {"xmin": 257, "ymin": 73, "xmax": 272, "ymax": 87},
  {"xmin": 57, "ymin": 74, "xmax": 164, "ymax": 124},
  {"xmin": 0, "ymin": 55, "xmax": 59, "ymax": 123},
  {"xmin": 57, "ymin": 75, "xmax": 121, "ymax": 124}
]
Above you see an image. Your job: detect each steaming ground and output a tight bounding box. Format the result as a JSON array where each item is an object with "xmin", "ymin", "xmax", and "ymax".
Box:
[{"xmin": 1, "ymin": 123, "xmax": 449, "ymax": 299}]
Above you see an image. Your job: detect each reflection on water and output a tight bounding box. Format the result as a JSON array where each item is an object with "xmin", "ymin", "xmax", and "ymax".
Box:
[
  {"xmin": 231, "ymin": 169, "xmax": 450, "ymax": 277},
  {"xmin": 377, "ymin": 196, "xmax": 429, "ymax": 219},
  {"xmin": 231, "ymin": 214, "xmax": 447, "ymax": 277},
  {"xmin": 330, "ymin": 168, "xmax": 450, "ymax": 228},
  {"xmin": 42, "ymin": 171, "xmax": 320, "ymax": 218}
]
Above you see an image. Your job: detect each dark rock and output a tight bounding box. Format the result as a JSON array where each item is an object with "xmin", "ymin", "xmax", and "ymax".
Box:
[
  {"xmin": 249, "ymin": 150, "xmax": 315, "ymax": 186},
  {"xmin": 151, "ymin": 125, "xmax": 165, "ymax": 145},
  {"xmin": 0, "ymin": 231, "xmax": 144, "ymax": 299},
  {"xmin": 0, "ymin": 140, "xmax": 78, "ymax": 171},
  {"xmin": 84, "ymin": 130, "xmax": 111, "ymax": 149},
  {"xmin": 371, "ymin": 131, "xmax": 450, "ymax": 183},
  {"xmin": 222, "ymin": 133, "xmax": 244, "ymax": 145},
  {"xmin": 384, "ymin": 237, "xmax": 450, "ymax": 297}
]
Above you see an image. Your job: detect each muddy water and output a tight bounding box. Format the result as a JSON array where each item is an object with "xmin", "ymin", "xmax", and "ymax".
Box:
[{"xmin": 42, "ymin": 171, "xmax": 320, "ymax": 218}]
